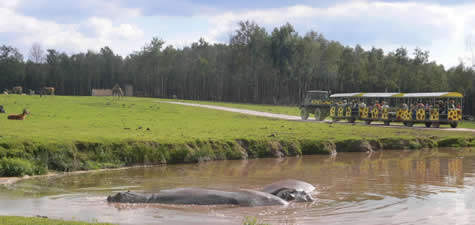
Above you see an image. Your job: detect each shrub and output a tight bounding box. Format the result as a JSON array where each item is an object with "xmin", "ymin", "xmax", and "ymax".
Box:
[{"xmin": 0, "ymin": 158, "xmax": 34, "ymax": 177}]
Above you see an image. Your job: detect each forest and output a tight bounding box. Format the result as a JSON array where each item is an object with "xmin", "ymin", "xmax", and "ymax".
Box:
[{"xmin": 0, "ymin": 21, "xmax": 474, "ymax": 115}]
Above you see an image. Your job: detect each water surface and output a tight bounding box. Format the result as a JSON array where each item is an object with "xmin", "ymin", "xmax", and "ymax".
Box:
[{"xmin": 1, "ymin": 148, "xmax": 475, "ymax": 225}]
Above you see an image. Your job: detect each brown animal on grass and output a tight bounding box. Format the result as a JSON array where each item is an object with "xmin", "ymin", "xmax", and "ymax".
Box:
[
  {"xmin": 12, "ymin": 86, "xmax": 22, "ymax": 94},
  {"xmin": 7, "ymin": 109, "xmax": 29, "ymax": 120},
  {"xmin": 40, "ymin": 87, "xmax": 55, "ymax": 97},
  {"xmin": 112, "ymin": 84, "xmax": 124, "ymax": 99}
]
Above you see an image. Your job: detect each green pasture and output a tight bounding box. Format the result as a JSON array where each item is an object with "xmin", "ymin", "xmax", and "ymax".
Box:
[
  {"xmin": 0, "ymin": 95, "xmax": 473, "ymax": 177},
  {"xmin": 1, "ymin": 95, "xmax": 470, "ymax": 143}
]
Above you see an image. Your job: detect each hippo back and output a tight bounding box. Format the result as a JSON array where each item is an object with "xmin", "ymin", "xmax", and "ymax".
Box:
[
  {"xmin": 261, "ymin": 179, "xmax": 315, "ymax": 194},
  {"xmin": 148, "ymin": 188, "xmax": 238, "ymax": 205}
]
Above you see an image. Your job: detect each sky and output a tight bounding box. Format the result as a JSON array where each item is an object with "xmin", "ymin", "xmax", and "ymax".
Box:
[{"xmin": 1, "ymin": 0, "xmax": 475, "ymax": 68}]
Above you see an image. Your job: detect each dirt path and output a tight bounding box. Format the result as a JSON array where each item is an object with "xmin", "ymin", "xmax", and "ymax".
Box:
[
  {"xmin": 159, "ymin": 101, "xmax": 475, "ymax": 133},
  {"xmin": 160, "ymin": 101, "xmax": 302, "ymax": 120}
]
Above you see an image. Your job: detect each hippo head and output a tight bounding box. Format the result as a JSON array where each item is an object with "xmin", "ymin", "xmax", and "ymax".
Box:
[
  {"xmin": 276, "ymin": 189, "xmax": 314, "ymax": 202},
  {"xmin": 289, "ymin": 190, "xmax": 314, "ymax": 202},
  {"xmin": 107, "ymin": 191, "xmax": 148, "ymax": 203}
]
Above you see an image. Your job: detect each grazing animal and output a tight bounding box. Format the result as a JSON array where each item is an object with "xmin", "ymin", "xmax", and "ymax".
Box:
[
  {"xmin": 7, "ymin": 109, "xmax": 29, "ymax": 120},
  {"xmin": 112, "ymin": 84, "xmax": 124, "ymax": 99},
  {"xmin": 12, "ymin": 86, "xmax": 22, "ymax": 94},
  {"xmin": 40, "ymin": 87, "xmax": 55, "ymax": 97}
]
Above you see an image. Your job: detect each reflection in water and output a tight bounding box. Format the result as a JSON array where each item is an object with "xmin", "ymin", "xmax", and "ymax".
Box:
[{"xmin": 0, "ymin": 148, "xmax": 475, "ymax": 225}]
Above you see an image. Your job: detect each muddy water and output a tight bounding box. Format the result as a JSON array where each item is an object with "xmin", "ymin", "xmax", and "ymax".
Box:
[{"xmin": 1, "ymin": 149, "xmax": 475, "ymax": 225}]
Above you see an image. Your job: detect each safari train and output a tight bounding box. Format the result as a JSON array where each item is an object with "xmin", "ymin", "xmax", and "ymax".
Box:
[{"xmin": 300, "ymin": 91, "xmax": 463, "ymax": 128}]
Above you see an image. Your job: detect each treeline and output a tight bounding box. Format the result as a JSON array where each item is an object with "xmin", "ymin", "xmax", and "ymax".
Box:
[{"xmin": 0, "ymin": 21, "xmax": 474, "ymax": 115}]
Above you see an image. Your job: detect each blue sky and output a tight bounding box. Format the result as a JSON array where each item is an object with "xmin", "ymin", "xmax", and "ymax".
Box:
[{"xmin": 1, "ymin": 0, "xmax": 475, "ymax": 68}]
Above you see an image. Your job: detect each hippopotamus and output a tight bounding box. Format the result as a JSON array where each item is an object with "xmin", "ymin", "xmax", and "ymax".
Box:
[
  {"xmin": 107, "ymin": 188, "xmax": 288, "ymax": 206},
  {"xmin": 261, "ymin": 179, "xmax": 315, "ymax": 202},
  {"xmin": 107, "ymin": 179, "xmax": 316, "ymax": 206}
]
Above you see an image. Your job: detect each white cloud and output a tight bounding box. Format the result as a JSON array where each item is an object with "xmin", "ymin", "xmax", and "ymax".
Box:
[
  {"xmin": 202, "ymin": 1, "xmax": 475, "ymax": 67},
  {"xmin": 2, "ymin": 1, "xmax": 475, "ymax": 68},
  {"xmin": 0, "ymin": 0, "xmax": 21, "ymax": 9},
  {"xmin": 0, "ymin": 4, "xmax": 145, "ymax": 56},
  {"xmin": 85, "ymin": 17, "xmax": 144, "ymax": 40}
]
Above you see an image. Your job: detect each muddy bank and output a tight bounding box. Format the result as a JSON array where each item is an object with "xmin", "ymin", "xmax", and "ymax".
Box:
[{"xmin": 0, "ymin": 136, "xmax": 474, "ymax": 178}]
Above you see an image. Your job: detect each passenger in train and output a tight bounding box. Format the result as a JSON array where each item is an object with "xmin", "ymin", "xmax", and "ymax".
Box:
[
  {"xmin": 410, "ymin": 104, "xmax": 417, "ymax": 119},
  {"xmin": 424, "ymin": 103, "xmax": 431, "ymax": 111},
  {"xmin": 382, "ymin": 101, "xmax": 389, "ymax": 109},
  {"xmin": 417, "ymin": 102, "xmax": 424, "ymax": 109},
  {"xmin": 359, "ymin": 101, "xmax": 366, "ymax": 108},
  {"xmin": 448, "ymin": 100, "xmax": 456, "ymax": 109},
  {"xmin": 439, "ymin": 100, "xmax": 447, "ymax": 114},
  {"xmin": 402, "ymin": 103, "xmax": 409, "ymax": 110},
  {"xmin": 374, "ymin": 100, "xmax": 381, "ymax": 110},
  {"xmin": 351, "ymin": 100, "xmax": 358, "ymax": 109}
]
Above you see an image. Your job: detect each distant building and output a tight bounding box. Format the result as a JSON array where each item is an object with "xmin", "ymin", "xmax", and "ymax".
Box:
[
  {"xmin": 92, "ymin": 89, "xmax": 113, "ymax": 96},
  {"xmin": 124, "ymin": 85, "xmax": 133, "ymax": 96}
]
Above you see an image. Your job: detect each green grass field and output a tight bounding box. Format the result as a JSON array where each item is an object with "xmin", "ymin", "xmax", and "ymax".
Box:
[
  {"xmin": 0, "ymin": 95, "xmax": 473, "ymax": 176},
  {"xmin": 0, "ymin": 216, "xmax": 113, "ymax": 225},
  {"xmin": 1, "ymin": 95, "xmax": 472, "ymax": 143}
]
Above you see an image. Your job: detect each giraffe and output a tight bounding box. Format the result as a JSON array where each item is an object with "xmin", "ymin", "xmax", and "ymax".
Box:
[{"xmin": 112, "ymin": 84, "xmax": 124, "ymax": 99}]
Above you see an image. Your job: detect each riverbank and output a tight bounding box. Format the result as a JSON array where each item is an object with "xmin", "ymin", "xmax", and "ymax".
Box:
[
  {"xmin": 0, "ymin": 95, "xmax": 474, "ymax": 177},
  {"xmin": 0, "ymin": 216, "xmax": 113, "ymax": 225}
]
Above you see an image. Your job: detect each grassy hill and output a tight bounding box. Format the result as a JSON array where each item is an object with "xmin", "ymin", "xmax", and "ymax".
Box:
[{"xmin": 0, "ymin": 95, "xmax": 473, "ymax": 177}]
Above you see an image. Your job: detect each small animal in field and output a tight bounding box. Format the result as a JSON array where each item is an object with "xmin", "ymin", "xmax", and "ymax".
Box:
[
  {"xmin": 112, "ymin": 84, "xmax": 124, "ymax": 99},
  {"xmin": 40, "ymin": 87, "xmax": 55, "ymax": 97},
  {"xmin": 0, "ymin": 105, "xmax": 5, "ymax": 113},
  {"xmin": 12, "ymin": 86, "xmax": 22, "ymax": 94},
  {"xmin": 7, "ymin": 109, "xmax": 29, "ymax": 120}
]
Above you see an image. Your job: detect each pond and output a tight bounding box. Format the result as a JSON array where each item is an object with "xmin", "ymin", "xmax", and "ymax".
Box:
[{"xmin": 1, "ymin": 148, "xmax": 475, "ymax": 225}]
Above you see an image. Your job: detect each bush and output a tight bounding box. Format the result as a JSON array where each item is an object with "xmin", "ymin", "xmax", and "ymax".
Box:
[{"xmin": 0, "ymin": 158, "xmax": 34, "ymax": 177}]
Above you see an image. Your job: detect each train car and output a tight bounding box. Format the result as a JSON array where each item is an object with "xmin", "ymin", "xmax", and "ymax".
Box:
[
  {"xmin": 328, "ymin": 92, "xmax": 463, "ymax": 128},
  {"xmin": 394, "ymin": 92, "xmax": 463, "ymax": 128}
]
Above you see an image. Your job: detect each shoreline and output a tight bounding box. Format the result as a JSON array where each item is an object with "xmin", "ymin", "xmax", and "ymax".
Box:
[
  {"xmin": 0, "ymin": 165, "xmax": 158, "ymax": 185},
  {"xmin": 1, "ymin": 136, "xmax": 474, "ymax": 184}
]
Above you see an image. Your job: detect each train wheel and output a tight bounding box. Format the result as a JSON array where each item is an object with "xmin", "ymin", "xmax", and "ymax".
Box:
[
  {"xmin": 314, "ymin": 108, "xmax": 322, "ymax": 121},
  {"xmin": 365, "ymin": 120, "xmax": 371, "ymax": 125},
  {"xmin": 450, "ymin": 122, "xmax": 458, "ymax": 128},
  {"xmin": 300, "ymin": 108, "xmax": 309, "ymax": 120},
  {"xmin": 432, "ymin": 123, "xmax": 440, "ymax": 128},
  {"xmin": 384, "ymin": 121, "xmax": 390, "ymax": 126},
  {"xmin": 405, "ymin": 122, "xmax": 414, "ymax": 127},
  {"xmin": 425, "ymin": 122, "xmax": 432, "ymax": 128},
  {"xmin": 348, "ymin": 117, "xmax": 356, "ymax": 123}
]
